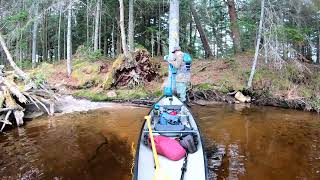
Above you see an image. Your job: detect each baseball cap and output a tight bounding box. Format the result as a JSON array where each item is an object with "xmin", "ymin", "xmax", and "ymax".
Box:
[{"xmin": 171, "ymin": 46, "xmax": 181, "ymax": 53}]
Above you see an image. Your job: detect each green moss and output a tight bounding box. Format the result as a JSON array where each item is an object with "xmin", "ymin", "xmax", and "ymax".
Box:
[
  {"xmin": 117, "ymin": 89, "xmax": 150, "ymax": 100},
  {"xmin": 75, "ymin": 45, "xmax": 102, "ymax": 61},
  {"xmin": 73, "ymin": 90, "xmax": 111, "ymax": 101},
  {"xmin": 224, "ymin": 57, "xmax": 239, "ymax": 70},
  {"xmin": 310, "ymin": 97, "xmax": 320, "ymax": 112},
  {"xmin": 194, "ymin": 83, "xmax": 214, "ymax": 90},
  {"xmin": 30, "ymin": 65, "xmax": 53, "ymax": 86},
  {"xmin": 16, "ymin": 60, "xmax": 32, "ymax": 69},
  {"xmin": 103, "ymin": 55, "xmax": 124, "ymax": 90},
  {"xmin": 152, "ymin": 90, "xmax": 163, "ymax": 97}
]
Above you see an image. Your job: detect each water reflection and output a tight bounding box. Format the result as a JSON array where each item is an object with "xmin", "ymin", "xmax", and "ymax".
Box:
[
  {"xmin": 192, "ymin": 104, "xmax": 320, "ymax": 180},
  {"xmin": 0, "ymin": 104, "xmax": 320, "ymax": 180}
]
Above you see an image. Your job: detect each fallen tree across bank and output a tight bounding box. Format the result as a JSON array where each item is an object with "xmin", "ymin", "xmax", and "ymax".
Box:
[{"xmin": 0, "ymin": 33, "xmax": 57, "ymax": 132}]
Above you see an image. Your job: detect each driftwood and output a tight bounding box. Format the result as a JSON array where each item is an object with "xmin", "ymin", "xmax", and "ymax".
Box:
[
  {"xmin": 0, "ymin": 34, "xmax": 57, "ymax": 132},
  {"xmin": 0, "ymin": 68, "xmax": 57, "ymax": 131}
]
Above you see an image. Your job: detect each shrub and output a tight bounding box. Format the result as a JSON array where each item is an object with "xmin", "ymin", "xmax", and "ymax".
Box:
[
  {"xmin": 75, "ymin": 45, "xmax": 102, "ymax": 61},
  {"xmin": 16, "ymin": 60, "xmax": 32, "ymax": 69}
]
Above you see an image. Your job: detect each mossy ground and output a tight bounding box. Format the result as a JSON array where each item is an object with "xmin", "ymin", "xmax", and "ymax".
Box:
[{"xmin": 30, "ymin": 53, "xmax": 320, "ymax": 111}]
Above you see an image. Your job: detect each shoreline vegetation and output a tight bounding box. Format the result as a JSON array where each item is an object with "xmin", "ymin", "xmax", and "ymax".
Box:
[{"xmin": 29, "ymin": 50, "xmax": 320, "ymax": 113}]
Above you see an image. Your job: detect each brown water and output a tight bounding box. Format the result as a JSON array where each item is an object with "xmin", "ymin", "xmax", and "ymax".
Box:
[{"xmin": 0, "ymin": 104, "xmax": 320, "ymax": 180}]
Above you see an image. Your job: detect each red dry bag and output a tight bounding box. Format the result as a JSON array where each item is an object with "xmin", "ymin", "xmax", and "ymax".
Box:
[{"xmin": 149, "ymin": 135, "xmax": 186, "ymax": 161}]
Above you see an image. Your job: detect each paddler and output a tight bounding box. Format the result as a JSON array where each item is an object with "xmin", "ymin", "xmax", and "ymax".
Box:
[{"xmin": 167, "ymin": 46, "xmax": 191, "ymax": 103}]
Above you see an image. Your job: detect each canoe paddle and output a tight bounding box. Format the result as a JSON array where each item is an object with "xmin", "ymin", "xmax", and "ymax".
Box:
[{"xmin": 145, "ymin": 115, "xmax": 169, "ymax": 180}]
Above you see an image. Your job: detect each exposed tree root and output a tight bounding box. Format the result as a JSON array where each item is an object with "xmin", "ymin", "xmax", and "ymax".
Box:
[
  {"xmin": 103, "ymin": 49, "xmax": 159, "ymax": 89},
  {"xmin": 188, "ymin": 89, "xmax": 236, "ymax": 104}
]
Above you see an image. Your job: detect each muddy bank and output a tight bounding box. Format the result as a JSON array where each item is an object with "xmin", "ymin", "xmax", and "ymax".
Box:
[{"xmin": 71, "ymin": 89, "xmax": 316, "ymax": 112}]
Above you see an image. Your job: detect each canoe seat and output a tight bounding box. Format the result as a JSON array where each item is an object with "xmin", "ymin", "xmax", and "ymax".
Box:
[
  {"xmin": 154, "ymin": 124, "xmax": 185, "ymax": 131},
  {"xmin": 161, "ymin": 105, "xmax": 183, "ymax": 110}
]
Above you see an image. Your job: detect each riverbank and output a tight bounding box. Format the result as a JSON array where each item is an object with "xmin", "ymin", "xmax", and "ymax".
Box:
[{"xmin": 29, "ymin": 53, "xmax": 320, "ymax": 112}]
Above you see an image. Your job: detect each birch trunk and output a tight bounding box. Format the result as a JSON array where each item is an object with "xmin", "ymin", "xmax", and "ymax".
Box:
[
  {"xmin": 128, "ymin": 0, "xmax": 134, "ymax": 52},
  {"xmin": 190, "ymin": 1, "xmax": 213, "ymax": 58},
  {"xmin": 151, "ymin": 31, "xmax": 154, "ymax": 57},
  {"xmin": 0, "ymin": 32, "xmax": 28, "ymax": 80},
  {"xmin": 247, "ymin": 0, "xmax": 265, "ymax": 88},
  {"xmin": 32, "ymin": 2, "xmax": 39, "ymax": 68},
  {"xmin": 169, "ymin": 0, "xmax": 179, "ymax": 53},
  {"xmin": 317, "ymin": 30, "xmax": 320, "ymax": 63},
  {"xmin": 98, "ymin": 0, "xmax": 102, "ymax": 50},
  {"xmin": 67, "ymin": 4, "xmax": 72, "ymax": 77},
  {"xmin": 103, "ymin": 19, "xmax": 108, "ymax": 57},
  {"xmin": 86, "ymin": 0, "xmax": 90, "ymax": 44},
  {"xmin": 58, "ymin": 9, "xmax": 62, "ymax": 62},
  {"xmin": 64, "ymin": 18, "xmax": 66, "ymax": 60},
  {"xmin": 111, "ymin": 22, "xmax": 115, "ymax": 58},
  {"xmin": 119, "ymin": 0, "xmax": 130, "ymax": 59},
  {"xmin": 157, "ymin": 3, "xmax": 161, "ymax": 56},
  {"xmin": 94, "ymin": 0, "xmax": 101, "ymax": 51}
]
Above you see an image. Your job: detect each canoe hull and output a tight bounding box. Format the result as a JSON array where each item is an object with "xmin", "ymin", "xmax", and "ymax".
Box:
[{"xmin": 133, "ymin": 96, "xmax": 209, "ymax": 180}]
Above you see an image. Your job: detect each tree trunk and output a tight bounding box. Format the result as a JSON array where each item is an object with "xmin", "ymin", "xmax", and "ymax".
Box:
[
  {"xmin": 151, "ymin": 31, "xmax": 154, "ymax": 57},
  {"xmin": 32, "ymin": 2, "xmax": 39, "ymax": 68},
  {"xmin": 119, "ymin": 0, "xmax": 130, "ymax": 59},
  {"xmin": 128, "ymin": 0, "xmax": 134, "ymax": 52},
  {"xmin": 42, "ymin": 11, "xmax": 48, "ymax": 61},
  {"xmin": 0, "ymin": 32, "xmax": 28, "ymax": 80},
  {"xmin": 169, "ymin": 0, "xmax": 180, "ymax": 53},
  {"xmin": 116, "ymin": 30, "xmax": 121, "ymax": 55},
  {"xmin": 247, "ymin": 0, "xmax": 265, "ymax": 88},
  {"xmin": 67, "ymin": 4, "xmax": 72, "ymax": 77},
  {"xmin": 19, "ymin": 32, "xmax": 23, "ymax": 63},
  {"xmin": 189, "ymin": 19, "xmax": 192, "ymax": 47},
  {"xmin": 227, "ymin": 0, "xmax": 241, "ymax": 54},
  {"xmin": 103, "ymin": 18, "xmax": 108, "ymax": 57},
  {"xmin": 111, "ymin": 22, "xmax": 115, "ymax": 58},
  {"xmin": 98, "ymin": 0, "xmax": 102, "ymax": 50},
  {"xmin": 317, "ymin": 30, "xmax": 320, "ymax": 63},
  {"xmin": 58, "ymin": 9, "xmax": 62, "ymax": 62},
  {"xmin": 157, "ymin": 4, "xmax": 161, "ymax": 56},
  {"xmin": 94, "ymin": 0, "xmax": 101, "ymax": 51},
  {"xmin": 190, "ymin": 1, "xmax": 213, "ymax": 58},
  {"xmin": 86, "ymin": 0, "xmax": 90, "ymax": 45},
  {"xmin": 64, "ymin": 18, "xmax": 66, "ymax": 60}
]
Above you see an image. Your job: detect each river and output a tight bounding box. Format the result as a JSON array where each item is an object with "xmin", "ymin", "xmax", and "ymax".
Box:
[{"xmin": 0, "ymin": 103, "xmax": 320, "ymax": 179}]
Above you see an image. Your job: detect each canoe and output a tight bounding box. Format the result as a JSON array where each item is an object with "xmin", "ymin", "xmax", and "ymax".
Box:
[{"xmin": 133, "ymin": 95, "xmax": 209, "ymax": 180}]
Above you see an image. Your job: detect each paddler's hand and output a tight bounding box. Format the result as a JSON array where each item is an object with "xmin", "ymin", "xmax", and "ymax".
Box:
[{"xmin": 167, "ymin": 59, "xmax": 174, "ymax": 64}]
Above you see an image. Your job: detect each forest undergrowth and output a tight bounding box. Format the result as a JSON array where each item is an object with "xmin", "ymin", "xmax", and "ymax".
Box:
[{"xmin": 29, "ymin": 52, "xmax": 320, "ymax": 112}]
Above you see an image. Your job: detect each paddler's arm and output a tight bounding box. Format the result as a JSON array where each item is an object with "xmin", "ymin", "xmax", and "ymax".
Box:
[{"xmin": 168, "ymin": 56, "xmax": 182, "ymax": 69}]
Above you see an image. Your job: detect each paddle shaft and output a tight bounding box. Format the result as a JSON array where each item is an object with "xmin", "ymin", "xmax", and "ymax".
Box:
[{"xmin": 145, "ymin": 116, "xmax": 160, "ymax": 169}]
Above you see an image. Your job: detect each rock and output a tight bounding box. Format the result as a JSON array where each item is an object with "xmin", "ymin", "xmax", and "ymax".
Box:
[
  {"xmin": 107, "ymin": 90, "xmax": 117, "ymax": 98},
  {"xmin": 24, "ymin": 103, "xmax": 45, "ymax": 119},
  {"xmin": 235, "ymin": 91, "xmax": 251, "ymax": 103},
  {"xmin": 24, "ymin": 111, "xmax": 44, "ymax": 119}
]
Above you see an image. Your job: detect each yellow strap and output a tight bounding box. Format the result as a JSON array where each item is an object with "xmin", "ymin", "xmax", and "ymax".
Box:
[
  {"xmin": 145, "ymin": 116, "xmax": 160, "ymax": 169},
  {"xmin": 145, "ymin": 115, "xmax": 169, "ymax": 180}
]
